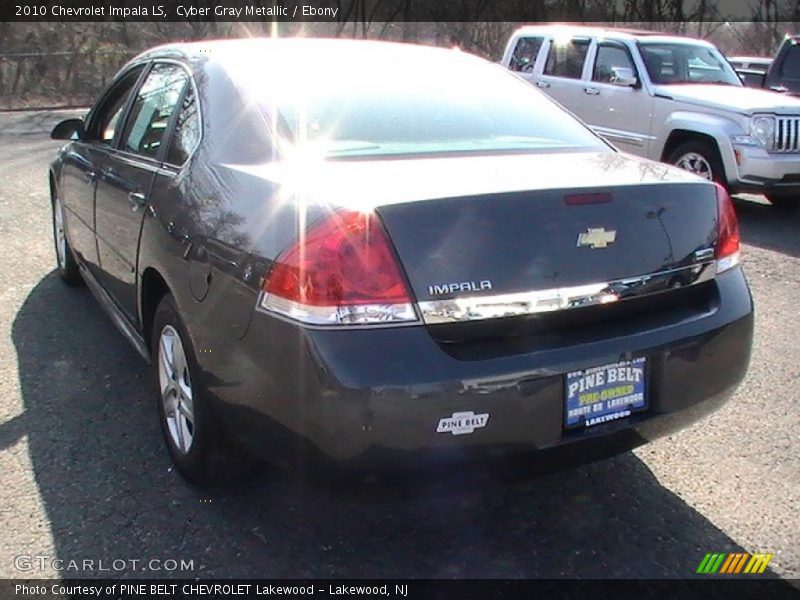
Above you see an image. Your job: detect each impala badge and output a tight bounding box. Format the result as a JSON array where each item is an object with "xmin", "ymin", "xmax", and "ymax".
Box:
[{"xmin": 577, "ymin": 227, "xmax": 617, "ymax": 249}]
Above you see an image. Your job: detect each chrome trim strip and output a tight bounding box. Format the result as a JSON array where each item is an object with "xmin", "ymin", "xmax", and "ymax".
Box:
[
  {"xmin": 418, "ymin": 262, "xmax": 716, "ymax": 324},
  {"xmin": 79, "ymin": 263, "xmax": 151, "ymax": 362},
  {"xmin": 590, "ymin": 125, "xmax": 654, "ymax": 147}
]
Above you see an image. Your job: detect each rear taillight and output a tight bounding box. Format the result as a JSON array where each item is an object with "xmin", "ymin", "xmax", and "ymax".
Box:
[
  {"xmin": 714, "ymin": 183, "xmax": 740, "ymax": 274},
  {"xmin": 260, "ymin": 210, "xmax": 417, "ymax": 326}
]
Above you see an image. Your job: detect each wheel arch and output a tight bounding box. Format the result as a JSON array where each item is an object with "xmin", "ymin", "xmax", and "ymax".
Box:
[
  {"xmin": 661, "ymin": 129, "xmax": 720, "ymax": 162},
  {"xmin": 139, "ymin": 267, "xmax": 173, "ymax": 355},
  {"xmin": 659, "ymin": 112, "xmax": 742, "ymax": 184}
]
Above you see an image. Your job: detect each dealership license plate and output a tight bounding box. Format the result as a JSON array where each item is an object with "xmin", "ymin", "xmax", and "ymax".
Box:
[{"xmin": 564, "ymin": 358, "xmax": 647, "ymax": 429}]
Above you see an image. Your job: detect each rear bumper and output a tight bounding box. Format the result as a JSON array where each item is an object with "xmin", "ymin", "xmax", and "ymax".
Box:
[{"xmin": 209, "ymin": 268, "xmax": 753, "ymax": 468}]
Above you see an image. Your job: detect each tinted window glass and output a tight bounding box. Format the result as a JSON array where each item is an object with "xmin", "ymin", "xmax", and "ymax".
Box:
[
  {"xmin": 510, "ymin": 37, "xmax": 543, "ymax": 72},
  {"xmin": 249, "ymin": 58, "xmax": 607, "ymax": 158},
  {"xmin": 87, "ymin": 67, "xmax": 144, "ymax": 143},
  {"xmin": 544, "ymin": 37, "xmax": 590, "ymax": 79},
  {"xmin": 593, "ymin": 43, "xmax": 637, "ymax": 83},
  {"xmin": 166, "ymin": 85, "xmax": 200, "ymax": 166},
  {"xmin": 780, "ymin": 46, "xmax": 800, "ymax": 80},
  {"xmin": 640, "ymin": 43, "xmax": 740, "ymax": 85},
  {"xmin": 122, "ymin": 63, "xmax": 187, "ymax": 159}
]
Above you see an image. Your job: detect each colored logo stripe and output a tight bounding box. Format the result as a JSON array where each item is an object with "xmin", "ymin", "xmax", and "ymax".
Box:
[
  {"xmin": 745, "ymin": 554, "xmax": 774, "ymax": 574},
  {"xmin": 697, "ymin": 552, "xmax": 773, "ymax": 574},
  {"xmin": 697, "ymin": 553, "xmax": 725, "ymax": 574},
  {"xmin": 720, "ymin": 553, "xmax": 748, "ymax": 573}
]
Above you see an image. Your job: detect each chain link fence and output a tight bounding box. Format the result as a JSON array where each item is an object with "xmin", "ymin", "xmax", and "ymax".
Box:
[{"xmin": 0, "ymin": 50, "xmax": 137, "ymax": 110}]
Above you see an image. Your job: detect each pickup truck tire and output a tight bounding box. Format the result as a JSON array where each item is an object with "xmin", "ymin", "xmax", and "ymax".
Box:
[
  {"xmin": 766, "ymin": 194, "xmax": 800, "ymax": 209},
  {"xmin": 151, "ymin": 294, "xmax": 253, "ymax": 486},
  {"xmin": 52, "ymin": 195, "xmax": 82, "ymax": 286},
  {"xmin": 668, "ymin": 141, "xmax": 725, "ymax": 185}
]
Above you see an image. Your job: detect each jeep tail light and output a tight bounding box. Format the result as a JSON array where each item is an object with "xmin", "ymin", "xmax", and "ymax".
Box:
[
  {"xmin": 260, "ymin": 210, "xmax": 417, "ymax": 325},
  {"xmin": 714, "ymin": 183, "xmax": 740, "ymax": 274}
]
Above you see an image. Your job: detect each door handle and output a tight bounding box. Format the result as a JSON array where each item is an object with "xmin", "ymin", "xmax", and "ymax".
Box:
[
  {"xmin": 584, "ymin": 87, "xmax": 601, "ymax": 95},
  {"xmin": 128, "ymin": 192, "xmax": 147, "ymax": 211},
  {"xmin": 536, "ymin": 80, "xmax": 550, "ymax": 88}
]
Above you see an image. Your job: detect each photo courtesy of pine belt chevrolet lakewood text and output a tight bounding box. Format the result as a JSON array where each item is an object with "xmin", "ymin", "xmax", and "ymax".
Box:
[{"xmin": 48, "ymin": 38, "xmax": 753, "ymax": 486}]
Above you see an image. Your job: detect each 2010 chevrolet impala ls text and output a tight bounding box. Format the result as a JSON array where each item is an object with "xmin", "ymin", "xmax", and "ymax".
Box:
[{"xmin": 48, "ymin": 39, "xmax": 753, "ymax": 486}]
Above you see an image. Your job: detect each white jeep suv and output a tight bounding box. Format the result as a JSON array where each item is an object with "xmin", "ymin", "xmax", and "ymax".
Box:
[{"xmin": 501, "ymin": 25, "xmax": 800, "ymax": 207}]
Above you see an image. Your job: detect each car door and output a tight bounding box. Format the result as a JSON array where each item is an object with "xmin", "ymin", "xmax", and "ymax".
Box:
[
  {"xmin": 535, "ymin": 35, "xmax": 592, "ymax": 117},
  {"xmin": 58, "ymin": 66, "xmax": 145, "ymax": 272},
  {"xmin": 94, "ymin": 62, "xmax": 189, "ymax": 322},
  {"xmin": 581, "ymin": 40, "xmax": 654, "ymax": 158}
]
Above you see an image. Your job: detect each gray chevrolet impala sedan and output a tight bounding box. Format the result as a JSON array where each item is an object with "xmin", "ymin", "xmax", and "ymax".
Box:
[{"xmin": 48, "ymin": 39, "xmax": 753, "ymax": 485}]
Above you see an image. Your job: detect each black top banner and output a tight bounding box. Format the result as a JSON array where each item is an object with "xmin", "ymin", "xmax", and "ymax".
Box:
[{"xmin": 0, "ymin": 0, "xmax": 788, "ymax": 22}]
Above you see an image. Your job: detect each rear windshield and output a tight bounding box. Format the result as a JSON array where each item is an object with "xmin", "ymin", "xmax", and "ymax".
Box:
[
  {"xmin": 245, "ymin": 57, "xmax": 608, "ymax": 159},
  {"xmin": 639, "ymin": 42, "xmax": 741, "ymax": 86}
]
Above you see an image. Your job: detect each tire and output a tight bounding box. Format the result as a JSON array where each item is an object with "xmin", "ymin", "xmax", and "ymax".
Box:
[
  {"xmin": 766, "ymin": 194, "xmax": 800, "ymax": 210},
  {"xmin": 52, "ymin": 195, "xmax": 82, "ymax": 286},
  {"xmin": 151, "ymin": 293, "xmax": 253, "ymax": 486},
  {"xmin": 667, "ymin": 140, "xmax": 725, "ymax": 185}
]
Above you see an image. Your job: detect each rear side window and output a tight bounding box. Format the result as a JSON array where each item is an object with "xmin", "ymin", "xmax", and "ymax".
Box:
[
  {"xmin": 544, "ymin": 37, "xmax": 590, "ymax": 79},
  {"xmin": 166, "ymin": 85, "xmax": 200, "ymax": 166},
  {"xmin": 122, "ymin": 63, "xmax": 188, "ymax": 159},
  {"xmin": 780, "ymin": 45, "xmax": 800, "ymax": 80},
  {"xmin": 593, "ymin": 43, "xmax": 637, "ymax": 84},
  {"xmin": 510, "ymin": 37, "xmax": 543, "ymax": 72}
]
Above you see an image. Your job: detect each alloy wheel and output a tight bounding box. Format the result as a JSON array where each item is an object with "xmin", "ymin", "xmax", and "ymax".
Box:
[
  {"xmin": 54, "ymin": 197, "xmax": 66, "ymax": 269},
  {"xmin": 158, "ymin": 325, "xmax": 195, "ymax": 455},
  {"xmin": 674, "ymin": 152, "xmax": 713, "ymax": 180}
]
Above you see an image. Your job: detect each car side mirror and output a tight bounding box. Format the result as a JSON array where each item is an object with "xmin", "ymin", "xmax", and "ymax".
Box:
[
  {"xmin": 610, "ymin": 67, "xmax": 639, "ymax": 88},
  {"xmin": 51, "ymin": 118, "xmax": 84, "ymax": 141},
  {"xmin": 611, "ymin": 75, "xmax": 639, "ymax": 87}
]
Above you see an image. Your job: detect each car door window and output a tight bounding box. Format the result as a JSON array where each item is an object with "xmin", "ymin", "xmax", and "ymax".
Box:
[
  {"xmin": 85, "ymin": 67, "xmax": 145, "ymax": 144},
  {"xmin": 510, "ymin": 37, "xmax": 544, "ymax": 72},
  {"xmin": 780, "ymin": 46, "xmax": 800, "ymax": 80},
  {"xmin": 593, "ymin": 43, "xmax": 637, "ymax": 84},
  {"xmin": 165, "ymin": 84, "xmax": 200, "ymax": 166},
  {"xmin": 543, "ymin": 37, "xmax": 590, "ymax": 79},
  {"xmin": 121, "ymin": 63, "xmax": 188, "ymax": 160}
]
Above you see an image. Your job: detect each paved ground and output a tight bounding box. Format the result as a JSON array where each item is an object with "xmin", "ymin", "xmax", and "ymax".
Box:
[{"xmin": 0, "ymin": 110, "xmax": 798, "ymax": 581}]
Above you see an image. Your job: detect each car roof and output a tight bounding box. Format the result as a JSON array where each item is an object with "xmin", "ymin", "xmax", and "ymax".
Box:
[
  {"xmin": 509, "ymin": 24, "xmax": 716, "ymax": 47},
  {"xmin": 129, "ymin": 37, "xmax": 484, "ymax": 72}
]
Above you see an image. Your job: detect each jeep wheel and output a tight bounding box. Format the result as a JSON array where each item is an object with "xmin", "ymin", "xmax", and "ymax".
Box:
[{"xmin": 668, "ymin": 141, "xmax": 724, "ymax": 184}]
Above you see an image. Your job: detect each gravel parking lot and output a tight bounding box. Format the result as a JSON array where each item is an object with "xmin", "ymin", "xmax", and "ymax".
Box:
[{"xmin": 0, "ymin": 110, "xmax": 798, "ymax": 582}]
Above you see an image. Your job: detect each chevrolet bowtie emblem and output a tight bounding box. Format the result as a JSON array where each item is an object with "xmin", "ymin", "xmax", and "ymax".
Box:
[{"xmin": 577, "ymin": 227, "xmax": 617, "ymax": 249}]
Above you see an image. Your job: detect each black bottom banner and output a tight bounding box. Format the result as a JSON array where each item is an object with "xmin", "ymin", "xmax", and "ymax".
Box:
[{"xmin": 3, "ymin": 579, "xmax": 800, "ymax": 600}]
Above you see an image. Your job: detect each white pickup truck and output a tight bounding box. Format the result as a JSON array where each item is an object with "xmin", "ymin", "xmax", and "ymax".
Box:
[{"xmin": 501, "ymin": 25, "xmax": 800, "ymax": 207}]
